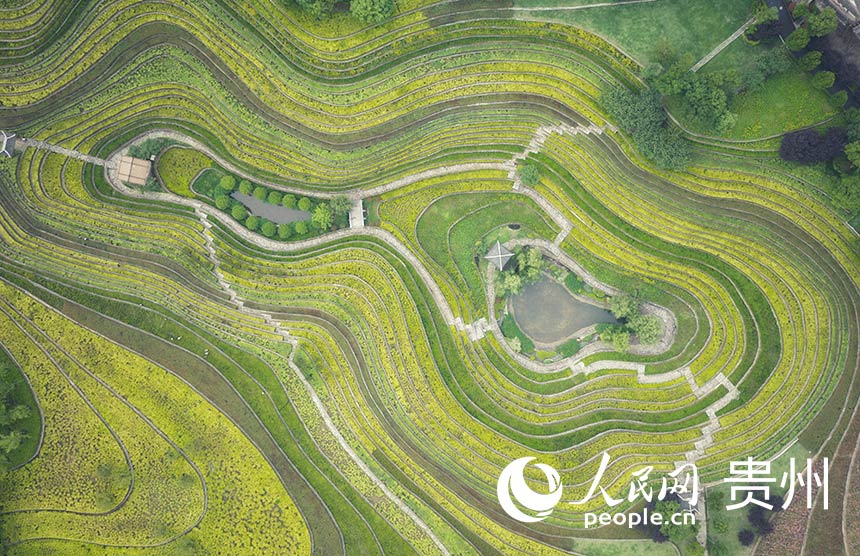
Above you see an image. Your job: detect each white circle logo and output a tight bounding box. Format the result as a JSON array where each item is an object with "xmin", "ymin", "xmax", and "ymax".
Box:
[{"xmin": 497, "ymin": 457, "xmax": 563, "ymax": 522}]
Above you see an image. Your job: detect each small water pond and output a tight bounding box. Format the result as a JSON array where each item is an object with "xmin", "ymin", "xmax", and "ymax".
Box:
[
  {"xmin": 510, "ymin": 277, "xmax": 617, "ymax": 345},
  {"xmin": 231, "ymin": 191, "xmax": 311, "ymax": 224}
]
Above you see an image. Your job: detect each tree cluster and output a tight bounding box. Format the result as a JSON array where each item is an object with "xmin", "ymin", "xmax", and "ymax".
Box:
[
  {"xmin": 779, "ymin": 127, "xmax": 847, "ymax": 164},
  {"xmin": 604, "ymin": 291, "xmax": 663, "ymax": 349},
  {"xmin": 291, "ymin": 0, "xmax": 395, "ymax": 23},
  {"xmin": 0, "ymin": 366, "xmax": 32, "ymax": 469},
  {"xmin": 495, "ymin": 246, "xmax": 544, "ymax": 297},
  {"xmin": 602, "ymin": 87, "xmax": 691, "ymax": 170}
]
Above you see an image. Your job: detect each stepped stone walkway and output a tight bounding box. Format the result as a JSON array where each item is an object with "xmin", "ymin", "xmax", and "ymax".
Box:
[
  {"xmin": 191, "ymin": 206, "xmax": 450, "ymax": 556},
  {"xmin": 103, "ymin": 122, "xmax": 738, "ymax": 478},
  {"xmin": 17, "ymin": 137, "xmax": 109, "ymax": 167}
]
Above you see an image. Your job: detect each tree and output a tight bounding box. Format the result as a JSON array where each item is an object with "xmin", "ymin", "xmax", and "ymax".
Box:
[
  {"xmin": 298, "ymin": 197, "xmax": 313, "ymax": 211},
  {"xmin": 294, "ymin": 0, "xmax": 334, "ymax": 19},
  {"xmin": 808, "ymin": 7, "xmax": 838, "ymax": 37},
  {"xmin": 261, "ymin": 220, "xmax": 276, "ymax": 238},
  {"xmin": 846, "ymin": 142, "xmax": 860, "ymax": 167},
  {"xmin": 641, "ymin": 62, "xmax": 664, "ymax": 81},
  {"xmin": 754, "ymin": 2, "xmax": 778, "ymax": 23},
  {"xmin": 294, "ymin": 221, "xmax": 308, "ymax": 235},
  {"xmin": 215, "ymin": 195, "xmax": 231, "ymax": 210},
  {"xmin": 793, "ymin": 3, "xmax": 810, "ymax": 19},
  {"xmin": 219, "ymin": 175, "xmax": 237, "ymax": 192},
  {"xmin": 756, "ymin": 49, "xmax": 791, "ymax": 77},
  {"xmin": 515, "ymin": 246, "xmax": 543, "ymax": 284},
  {"xmin": 330, "ymin": 195, "xmax": 352, "ymax": 217},
  {"xmin": 245, "ymin": 215, "xmax": 260, "ymax": 231},
  {"xmin": 518, "ymin": 163, "xmax": 540, "ymax": 187},
  {"xmin": 231, "ymin": 204, "xmax": 248, "ymax": 220},
  {"xmin": 277, "ymin": 223, "xmax": 292, "ymax": 240},
  {"xmin": 738, "ymin": 530, "xmax": 755, "ymax": 546},
  {"xmin": 846, "ymin": 108, "xmax": 860, "ymax": 142},
  {"xmin": 629, "ymin": 314, "xmax": 662, "ymax": 344},
  {"xmin": 253, "ymin": 186, "xmax": 267, "ymax": 200},
  {"xmin": 238, "ymin": 179, "xmax": 252, "ymax": 195},
  {"xmin": 785, "ymin": 28, "xmax": 810, "ymax": 51},
  {"xmin": 798, "ymin": 51, "xmax": 823, "ymax": 71},
  {"xmin": 267, "ymin": 190, "xmax": 283, "ymax": 205},
  {"xmin": 832, "ymin": 90, "xmax": 849, "ymax": 107},
  {"xmin": 508, "ymin": 337, "xmax": 522, "ymax": 353},
  {"xmin": 500, "ymin": 272, "xmax": 524, "ymax": 296},
  {"xmin": 610, "ymin": 292, "xmax": 639, "ymax": 320},
  {"xmin": 812, "ymin": 71, "xmax": 836, "ymax": 90},
  {"xmin": 780, "ymin": 127, "xmax": 847, "ymax": 164},
  {"xmin": 612, "ymin": 329, "xmax": 630, "ymax": 352},
  {"xmin": 311, "ymin": 203, "xmax": 333, "ymax": 230},
  {"xmin": 282, "ymin": 194, "xmax": 297, "ymax": 209},
  {"xmin": 350, "ymin": 0, "xmax": 394, "ymax": 23}
]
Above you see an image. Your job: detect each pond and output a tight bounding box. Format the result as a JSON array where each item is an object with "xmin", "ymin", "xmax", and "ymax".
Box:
[
  {"xmin": 231, "ymin": 191, "xmax": 311, "ymax": 224},
  {"xmin": 510, "ymin": 277, "xmax": 617, "ymax": 345}
]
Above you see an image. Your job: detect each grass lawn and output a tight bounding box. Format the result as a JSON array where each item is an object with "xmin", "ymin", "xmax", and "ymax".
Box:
[
  {"xmin": 705, "ymin": 441, "xmax": 811, "ymax": 555},
  {"xmin": 192, "ymin": 167, "xmax": 226, "ymax": 199},
  {"xmin": 156, "ymin": 146, "xmax": 212, "ymax": 198},
  {"xmin": 512, "ymin": 0, "xmax": 752, "ymax": 64},
  {"xmin": 0, "ymin": 346, "xmax": 42, "ymax": 468},
  {"xmin": 728, "ymin": 71, "xmax": 836, "ymax": 138}
]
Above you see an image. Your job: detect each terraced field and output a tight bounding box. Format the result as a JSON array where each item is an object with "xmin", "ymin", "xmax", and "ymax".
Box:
[{"xmin": 1, "ymin": 1, "xmax": 858, "ymax": 555}]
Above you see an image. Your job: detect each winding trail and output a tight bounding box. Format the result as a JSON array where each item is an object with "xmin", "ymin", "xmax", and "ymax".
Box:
[{"xmin": 93, "ymin": 121, "xmax": 738, "ymax": 548}]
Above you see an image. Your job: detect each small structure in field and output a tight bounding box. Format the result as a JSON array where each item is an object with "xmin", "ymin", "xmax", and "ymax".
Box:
[
  {"xmin": 1, "ymin": 131, "xmax": 16, "ymax": 158},
  {"xmin": 485, "ymin": 240, "xmax": 513, "ymax": 271},
  {"xmin": 117, "ymin": 155, "xmax": 152, "ymax": 185}
]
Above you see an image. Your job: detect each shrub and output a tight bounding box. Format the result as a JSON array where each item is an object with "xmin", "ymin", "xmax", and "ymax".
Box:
[
  {"xmin": 294, "ymin": 221, "xmax": 308, "ymax": 235},
  {"xmin": 219, "ymin": 175, "xmax": 236, "ymax": 192},
  {"xmin": 245, "ymin": 215, "xmax": 260, "ymax": 231},
  {"xmin": 215, "ymin": 195, "xmax": 231, "ymax": 210},
  {"xmin": 282, "ymin": 194, "xmax": 297, "ymax": 209},
  {"xmin": 238, "ymin": 179, "xmax": 253, "ymax": 195},
  {"xmin": 267, "ymin": 191, "xmax": 283, "ymax": 205},
  {"xmin": 558, "ymin": 338, "xmax": 581, "ymax": 357},
  {"xmin": 253, "ymin": 186, "xmax": 267, "ymax": 200},
  {"xmin": 564, "ymin": 272, "xmax": 584, "ymax": 293},
  {"xmin": 277, "ymin": 223, "xmax": 292, "ymax": 240},
  {"xmin": 738, "ymin": 530, "xmax": 755, "ymax": 546},
  {"xmin": 298, "ymin": 197, "xmax": 312, "ymax": 211},
  {"xmin": 261, "ymin": 220, "xmax": 276, "ymax": 237},
  {"xmin": 231, "ymin": 204, "xmax": 248, "ymax": 220}
]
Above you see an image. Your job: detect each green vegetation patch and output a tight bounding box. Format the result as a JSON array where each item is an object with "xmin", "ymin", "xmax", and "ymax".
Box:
[
  {"xmin": 0, "ymin": 346, "xmax": 41, "ymax": 469},
  {"xmin": 156, "ymin": 146, "xmax": 213, "ymax": 198}
]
